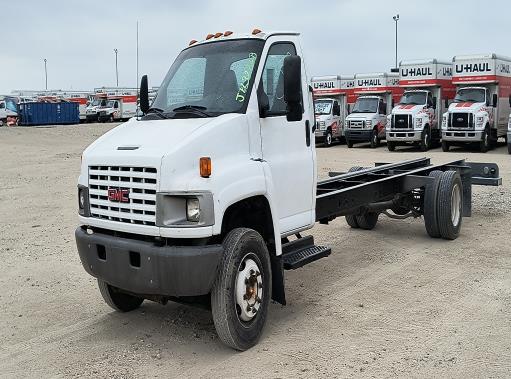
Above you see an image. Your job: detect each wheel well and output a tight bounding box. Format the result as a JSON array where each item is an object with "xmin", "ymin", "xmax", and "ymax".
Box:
[{"xmin": 221, "ymin": 196, "xmax": 275, "ymax": 252}]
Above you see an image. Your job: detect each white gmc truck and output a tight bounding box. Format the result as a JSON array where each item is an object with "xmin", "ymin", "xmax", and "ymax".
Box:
[{"xmin": 75, "ymin": 30, "xmax": 501, "ymax": 351}]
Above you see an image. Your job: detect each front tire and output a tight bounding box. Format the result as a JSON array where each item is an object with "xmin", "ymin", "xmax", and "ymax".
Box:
[
  {"xmin": 324, "ymin": 131, "xmax": 333, "ymax": 147},
  {"xmin": 441, "ymin": 141, "xmax": 450, "ymax": 152},
  {"xmin": 480, "ymin": 127, "xmax": 490, "ymax": 153},
  {"xmin": 508, "ymin": 143, "xmax": 511, "ymax": 154},
  {"xmin": 387, "ymin": 141, "xmax": 396, "ymax": 151},
  {"xmin": 370, "ymin": 129, "xmax": 379, "ymax": 148},
  {"xmin": 97, "ymin": 279, "xmax": 144, "ymax": 312},
  {"xmin": 420, "ymin": 127, "xmax": 431, "ymax": 152},
  {"xmin": 211, "ymin": 228, "xmax": 271, "ymax": 351},
  {"xmin": 347, "ymin": 139, "xmax": 353, "ymax": 148}
]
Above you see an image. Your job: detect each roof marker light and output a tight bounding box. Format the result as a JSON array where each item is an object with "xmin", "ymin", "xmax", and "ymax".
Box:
[
  {"xmin": 224, "ymin": 30, "xmax": 233, "ymax": 36},
  {"xmin": 189, "ymin": 39, "xmax": 198, "ymax": 46},
  {"xmin": 206, "ymin": 34, "xmax": 214, "ymax": 40},
  {"xmin": 252, "ymin": 28, "xmax": 262, "ymax": 35},
  {"xmin": 214, "ymin": 32, "xmax": 223, "ymax": 38}
]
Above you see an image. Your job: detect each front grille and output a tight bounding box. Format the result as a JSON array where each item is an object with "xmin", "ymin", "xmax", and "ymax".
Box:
[
  {"xmin": 393, "ymin": 114, "xmax": 412, "ymax": 129},
  {"xmin": 449, "ymin": 113, "xmax": 473, "ymax": 129},
  {"xmin": 88, "ymin": 165, "xmax": 158, "ymax": 226},
  {"xmin": 349, "ymin": 120, "xmax": 364, "ymax": 128}
]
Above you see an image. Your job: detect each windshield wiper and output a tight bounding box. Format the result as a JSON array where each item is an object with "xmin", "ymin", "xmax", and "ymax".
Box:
[
  {"xmin": 145, "ymin": 107, "xmax": 170, "ymax": 119},
  {"xmin": 172, "ymin": 105, "xmax": 211, "ymax": 118}
]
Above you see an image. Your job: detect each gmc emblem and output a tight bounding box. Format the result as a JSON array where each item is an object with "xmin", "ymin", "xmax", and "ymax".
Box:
[{"xmin": 108, "ymin": 188, "xmax": 130, "ymax": 203}]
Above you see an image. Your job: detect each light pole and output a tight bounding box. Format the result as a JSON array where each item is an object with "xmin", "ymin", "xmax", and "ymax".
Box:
[
  {"xmin": 43, "ymin": 58, "xmax": 48, "ymax": 90},
  {"xmin": 393, "ymin": 14, "xmax": 399, "ymax": 70},
  {"xmin": 114, "ymin": 48, "xmax": 119, "ymax": 87}
]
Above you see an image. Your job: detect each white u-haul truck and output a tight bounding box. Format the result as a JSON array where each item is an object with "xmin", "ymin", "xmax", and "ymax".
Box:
[
  {"xmin": 442, "ymin": 54, "xmax": 511, "ymax": 152},
  {"xmin": 97, "ymin": 93, "xmax": 138, "ymax": 122},
  {"xmin": 311, "ymin": 75, "xmax": 355, "ymax": 146},
  {"xmin": 387, "ymin": 59, "xmax": 455, "ymax": 151},
  {"xmin": 345, "ymin": 72, "xmax": 402, "ymax": 148},
  {"xmin": 75, "ymin": 30, "xmax": 501, "ymax": 351}
]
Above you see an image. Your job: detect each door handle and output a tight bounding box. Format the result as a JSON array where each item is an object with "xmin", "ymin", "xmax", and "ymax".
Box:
[{"xmin": 305, "ymin": 120, "xmax": 311, "ymax": 147}]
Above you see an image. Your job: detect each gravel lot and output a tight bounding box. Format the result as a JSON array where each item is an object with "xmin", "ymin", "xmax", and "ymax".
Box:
[{"xmin": 0, "ymin": 123, "xmax": 510, "ymax": 378}]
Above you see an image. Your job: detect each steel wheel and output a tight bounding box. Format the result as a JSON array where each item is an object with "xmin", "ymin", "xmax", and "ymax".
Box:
[
  {"xmin": 325, "ymin": 131, "xmax": 333, "ymax": 147},
  {"xmin": 235, "ymin": 255, "xmax": 263, "ymax": 323},
  {"xmin": 450, "ymin": 183, "xmax": 461, "ymax": 227}
]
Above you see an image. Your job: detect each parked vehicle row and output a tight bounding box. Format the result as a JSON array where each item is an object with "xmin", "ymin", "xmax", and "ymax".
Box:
[{"xmin": 314, "ymin": 53, "xmax": 511, "ymax": 153}]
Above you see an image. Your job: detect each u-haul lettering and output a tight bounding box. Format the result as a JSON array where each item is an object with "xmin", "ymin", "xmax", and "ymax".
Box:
[
  {"xmin": 357, "ymin": 79, "xmax": 382, "ymax": 87},
  {"xmin": 401, "ymin": 67, "xmax": 433, "ymax": 77},
  {"xmin": 455, "ymin": 63, "xmax": 492, "ymax": 74},
  {"xmin": 313, "ymin": 81, "xmax": 335, "ymax": 90}
]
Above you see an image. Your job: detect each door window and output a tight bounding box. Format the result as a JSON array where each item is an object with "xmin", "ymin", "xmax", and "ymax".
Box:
[{"xmin": 259, "ymin": 43, "xmax": 298, "ymax": 116}]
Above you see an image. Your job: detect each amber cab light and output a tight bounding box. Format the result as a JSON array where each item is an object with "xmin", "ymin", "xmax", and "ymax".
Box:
[
  {"xmin": 214, "ymin": 32, "xmax": 223, "ymax": 38},
  {"xmin": 252, "ymin": 28, "xmax": 262, "ymax": 35},
  {"xmin": 206, "ymin": 34, "xmax": 214, "ymax": 40},
  {"xmin": 200, "ymin": 157, "xmax": 212, "ymax": 178},
  {"xmin": 224, "ymin": 30, "xmax": 233, "ymax": 36},
  {"xmin": 189, "ymin": 39, "xmax": 198, "ymax": 46}
]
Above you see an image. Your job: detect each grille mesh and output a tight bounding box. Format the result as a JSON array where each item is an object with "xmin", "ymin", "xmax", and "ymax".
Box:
[{"xmin": 88, "ymin": 166, "xmax": 157, "ymax": 226}]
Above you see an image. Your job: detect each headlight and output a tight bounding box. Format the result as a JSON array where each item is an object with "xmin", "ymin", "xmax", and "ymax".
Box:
[
  {"xmin": 365, "ymin": 120, "xmax": 372, "ymax": 128},
  {"xmin": 415, "ymin": 118, "xmax": 423, "ymax": 129},
  {"xmin": 186, "ymin": 198, "xmax": 200, "ymax": 222},
  {"xmin": 476, "ymin": 116, "xmax": 484, "ymax": 127},
  {"xmin": 508, "ymin": 120, "xmax": 511, "ymax": 130},
  {"xmin": 442, "ymin": 116, "xmax": 447, "ymax": 129}
]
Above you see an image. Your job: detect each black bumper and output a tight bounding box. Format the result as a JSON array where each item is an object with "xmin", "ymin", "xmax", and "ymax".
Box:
[
  {"xmin": 86, "ymin": 114, "xmax": 98, "ymax": 122},
  {"xmin": 75, "ymin": 227, "xmax": 223, "ymax": 297},
  {"xmin": 345, "ymin": 129, "xmax": 373, "ymax": 142}
]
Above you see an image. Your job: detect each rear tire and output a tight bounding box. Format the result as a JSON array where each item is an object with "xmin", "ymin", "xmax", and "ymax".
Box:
[
  {"xmin": 97, "ymin": 280, "xmax": 144, "ymax": 312},
  {"xmin": 441, "ymin": 141, "xmax": 450, "ymax": 152},
  {"xmin": 355, "ymin": 212, "xmax": 379, "ymax": 230},
  {"xmin": 387, "ymin": 141, "xmax": 396, "ymax": 151},
  {"xmin": 420, "ymin": 127, "xmax": 430, "ymax": 152},
  {"xmin": 211, "ymin": 228, "xmax": 271, "ymax": 351},
  {"xmin": 437, "ymin": 171, "xmax": 463, "ymax": 240},
  {"xmin": 345, "ymin": 166, "xmax": 364, "ymax": 228},
  {"xmin": 423, "ymin": 170, "xmax": 443, "ymax": 238},
  {"xmin": 480, "ymin": 127, "xmax": 490, "ymax": 153}
]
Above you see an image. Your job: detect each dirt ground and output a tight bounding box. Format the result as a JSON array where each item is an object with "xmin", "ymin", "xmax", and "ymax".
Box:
[{"xmin": 0, "ymin": 123, "xmax": 510, "ymax": 378}]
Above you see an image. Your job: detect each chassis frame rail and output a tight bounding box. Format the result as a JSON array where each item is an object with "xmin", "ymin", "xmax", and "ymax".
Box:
[{"xmin": 316, "ymin": 158, "xmax": 501, "ymax": 223}]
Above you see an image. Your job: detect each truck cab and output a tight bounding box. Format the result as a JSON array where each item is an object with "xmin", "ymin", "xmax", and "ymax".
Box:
[
  {"xmin": 85, "ymin": 96, "xmax": 107, "ymax": 122},
  {"xmin": 98, "ymin": 98, "xmax": 121, "ymax": 122},
  {"xmin": 345, "ymin": 94, "xmax": 390, "ymax": 148},
  {"xmin": 442, "ymin": 54, "xmax": 511, "ymax": 152},
  {"xmin": 314, "ymin": 97, "xmax": 341, "ymax": 146}
]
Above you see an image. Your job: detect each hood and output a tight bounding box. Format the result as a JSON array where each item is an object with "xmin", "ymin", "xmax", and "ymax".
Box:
[
  {"xmin": 448, "ymin": 102, "xmax": 484, "ymax": 112},
  {"xmin": 392, "ymin": 104, "xmax": 425, "ymax": 115},
  {"xmin": 346, "ymin": 112, "xmax": 377, "ymax": 120},
  {"xmin": 315, "ymin": 114, "xmax": 332, "ymax": 122}
]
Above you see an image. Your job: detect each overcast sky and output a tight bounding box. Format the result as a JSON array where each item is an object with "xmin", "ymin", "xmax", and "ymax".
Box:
[{"xmin": 1, "ymin": 0, "xmax": 504, "ymax": 94}]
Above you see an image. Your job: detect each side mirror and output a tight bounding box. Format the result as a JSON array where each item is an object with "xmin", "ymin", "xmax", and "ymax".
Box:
[
  {"xmin": 283, "ymin": 55, "xmax": 302, "ymax": 122},
  {"xmin": 140, "ymin": 75, "xmax": 149, "ymax": 114},
  {"xmin": 432, "ymin": 97, "xmax": 437, "ymax": 109},
  {"xmin": 508, "ymin": 95, "xmax": 511, "ymax": 107},
  {"xmin": 444, "ymin": 98, "xmax": 448, "ymax": 108},
  {"xmin": 492, "ymin": 93, "xmax": 498, "ymax": 108}
]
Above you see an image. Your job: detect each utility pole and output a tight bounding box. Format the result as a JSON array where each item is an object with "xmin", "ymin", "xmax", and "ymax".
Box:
[
  {"xmin": 44, "ymin": 58, "xmax": 48, "ymax": 90},
  {"xmin": 393, "ymin": 14, "xmax": 400, "ymax": 70},
  {"xmin": 114, "ymin": 48, "xmax": 119, "ymax": 87}
]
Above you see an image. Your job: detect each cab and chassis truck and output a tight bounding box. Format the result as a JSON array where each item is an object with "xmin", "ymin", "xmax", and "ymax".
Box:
[
  {"xmin": 75, "ymin": 30, "xmax": 501, "ymax": 351},
  {"xmin": 387, "ymin": 59, "xmax": 455, "ymax": 151},
  {"xmin": 442, "ymin": 54, "xmax": 511, "ymax": 152}
]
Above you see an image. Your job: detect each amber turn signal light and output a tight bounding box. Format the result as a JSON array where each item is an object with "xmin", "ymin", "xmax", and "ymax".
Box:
[{"xmin": 200, "ymin": 157, "xmax": 212, "ymax": 178}]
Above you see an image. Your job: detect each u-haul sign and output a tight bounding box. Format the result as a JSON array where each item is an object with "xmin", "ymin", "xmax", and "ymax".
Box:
[
  {"xmin": 399, "ymin": 61, "xmax": 452, "ymax": 86},
  {"xmin": 355, "ymin": 73, "xmax": 399, "ymax": 92},
  {"xmin": 311, "ymin": 76, "xmax": 354, "ymax": 96},
  {"xmin": 452, "ymin": 55, "xmax": 511, "ymax": 83}
]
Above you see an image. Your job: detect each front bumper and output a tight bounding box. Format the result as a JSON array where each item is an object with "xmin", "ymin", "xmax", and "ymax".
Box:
[
  {"xmin": 315, "ymin": 129, "xmax": 328, "ymax": 142},
  {"xmin": 75, "ymin": 227, "xmax": 222, "ymax": 297},
  {"xmin": 86, "ymin": 114, "xmax": 98, "ymax": 122},
  {"xmin": 386, "ymin": 130, "xmax": 421, "ymax": 142},
  {"xmin": 345, "ymin": 129, "xmax": 373, "ymax": 142},
  {"xmin": 442, "ymin": 130, "xmax": 483, "ymax": 142}
]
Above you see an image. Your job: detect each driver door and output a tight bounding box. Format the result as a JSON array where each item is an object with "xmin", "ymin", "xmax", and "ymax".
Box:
[{"xmin": 258, "ymin": 39, "xmax": 315, "ymax": 234}]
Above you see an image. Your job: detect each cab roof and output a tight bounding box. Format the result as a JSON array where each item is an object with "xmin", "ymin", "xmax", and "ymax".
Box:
[
  {"xmin": 191, "ymin": 30, "xmax": 300, "ymax": 47},
  {"xmin": 453, "ymin": 53, "xmax": 511, "ymax": 62},
  {"xmin": 400, "ymin": 58, "xmax": 451, "ymax": 66}
]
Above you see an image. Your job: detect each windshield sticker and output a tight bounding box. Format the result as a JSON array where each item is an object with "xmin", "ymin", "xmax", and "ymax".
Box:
[{"xmin": 235, "ymin": 53, "xmax": 257, "ymax": 103}]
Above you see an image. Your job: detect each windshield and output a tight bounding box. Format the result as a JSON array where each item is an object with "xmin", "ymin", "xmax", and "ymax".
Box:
[
  {"xmin": 454, "ymin": 88, "xmax": 486, "ymax": 103},
  {"xmin": 399, "ymin": 92, "xmax": 427, "ymax": 105},
  {"xmin": 352, "ymin": 97, "xmax": 378, "ymax": 113},
  {"xmin": 315, "ymin": 100, "xmax": 333, "ymax": 115},
  {"xmin": 151, "ymin": 39, "xmax": 264, "ymax": 118},
  {"xmin": 106, "ymin": 100, "xmax": 115, "ymax": 107}
]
